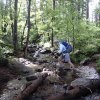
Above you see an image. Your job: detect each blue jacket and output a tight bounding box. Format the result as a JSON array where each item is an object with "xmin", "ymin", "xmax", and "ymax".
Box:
[
  {"xmin": 58, "ymin": 41, "xmax": 72, "ymax": 53},
  {"xmin": 58, "ymin": 42, "xmax": 67, "ymax": 54}
]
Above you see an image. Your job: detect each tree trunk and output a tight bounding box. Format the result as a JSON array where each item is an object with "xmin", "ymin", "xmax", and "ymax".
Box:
[
  {"xmin": 71, "ymin": 1, "xmax": 75, "ymax": 52},
  {"xmin": 86, "ymin": 0, "xmax": 89, "ymax": 22},
  {"xmin": 51, "ymin": 28, "xmax": 54, "ymax": 47},
  {"xmin": 13, "ymin": 0, "xmax": 18, "ymax": 55},
  {"xmin": 14, "ymin": 73, "xmax": 48, "ymax": 100},
  {"xmin": 72, "ymin": 24, "xmax": 75, "ymax": 52},
  {"xmin": 95, "ymin": 13, "xmax": 98, "ymax": 27},
  {"xmin": 9, "ymin": 0, "xmax": 14, "ymax": 46},
  {"xmin": 51, "ymin": 0, "xmax": 55, "ymax": 47},
  {"xmin": 24, "ymin": 0, "xmax": 31, "ymax": 57},
  {"xmin": 99, "ymin": 14, "xmax": 100, "ymax": 27},
  {"xmin": 81, "ymin": 0, "xmax": 84, "ymax": 18},
  {"xmin": 21, "ymin": 20, "xmax": 27, "ymax": 47},
  {"xmin": 77, "ymin": 0, "xmax": 81, "ymax": 19}
]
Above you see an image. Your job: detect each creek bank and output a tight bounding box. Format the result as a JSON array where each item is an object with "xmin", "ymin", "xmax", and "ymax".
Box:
[{"xmin": 0, "ymin": 47, "xmax": 100, "ymax": 100}]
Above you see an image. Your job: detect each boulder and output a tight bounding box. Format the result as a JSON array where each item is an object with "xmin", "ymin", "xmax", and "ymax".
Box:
[
  {"xmin": 76, "ymin": 66, "xmax": 99, "ymax": 79},
  {"xmin": 8, "ymin": 58, "xmax": 41, "ymax": 75}
]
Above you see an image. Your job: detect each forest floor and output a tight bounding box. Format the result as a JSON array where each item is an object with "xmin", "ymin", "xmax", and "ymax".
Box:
[
  {"xmin": 0, "ymin": 51, "xmax": 99, "ymax": 100},
  {"xmin": 0, "ymin": 66, "xmax": 19, "ymax": 94}
]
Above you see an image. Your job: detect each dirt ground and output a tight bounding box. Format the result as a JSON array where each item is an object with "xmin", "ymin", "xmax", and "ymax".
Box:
[
  {"xmin": 0, "ymin": 66, "xmax": 18, "ymax": 94},
  {"xmin": 0, "ymin": 55, "xmax": 99, "ymax": 100},
  {"xmin": 0, "ymin": 61, "xmax": 97, "ymax": 94}
]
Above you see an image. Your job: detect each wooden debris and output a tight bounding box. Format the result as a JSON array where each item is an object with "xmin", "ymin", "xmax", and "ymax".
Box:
[
  {"xmin": 47, "ymin": 79, "xmax": 100, "ymax": 100},
  {"xmin": 14, "ymin": 73, "xmax": 48, "ymax": 100},
  {"xmin": 26, "ymin": 75, "xmax": 37, "ymax": 81}
]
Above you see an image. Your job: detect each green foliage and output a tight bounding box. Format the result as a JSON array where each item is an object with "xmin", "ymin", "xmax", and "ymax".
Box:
[
  {"xmin": 96, "ymin": 59, "xmax": 100, "ymax": 73},
  {"xmin": 0, "ymin": 0, "xmax": 100, "ymax": 64},
  {"xmin": 96, "ymin": 59, "xmax": 100, "ymax": 67},
  {"xmin": 73, "ymin": 22, "xmax": 100, "ymax": 56},
  {"xmin": 0, "ymin": 46, "xmax": 12, "ymax": 59},
  {"xmin": 71, "ymin": 52, "xmax": 87, "ymax": 64},
  {"xmin": 29, "ymin": 29, "xmax": 40, "ymax": 43},
  {"xmin": 0, "ymin": 47, "xmax": 4, "ymax": 59}
]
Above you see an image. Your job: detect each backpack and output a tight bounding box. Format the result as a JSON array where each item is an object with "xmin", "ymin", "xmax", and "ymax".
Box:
[{"xmin": 61, "ymin": 41, "xmax": 73, "ymax": 53}]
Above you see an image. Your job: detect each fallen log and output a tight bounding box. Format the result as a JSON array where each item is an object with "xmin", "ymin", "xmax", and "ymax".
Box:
[
  {"xmin": 26, "ymin": 75, "xmax": 37, "ymax": 81},
  {"xmin": 14, "ymin": 73, "xmax": 48, "ymax": 100},
  {"xmin": 47, "ymin": 79, "xmax": 100, "ymax": 100}
]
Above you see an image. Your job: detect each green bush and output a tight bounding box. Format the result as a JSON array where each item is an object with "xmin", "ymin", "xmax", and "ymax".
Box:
[
  {"xmin": 96, "ymin": 59, "xmax": 100, "ymax": 74},
  {"xmin": 71, "ymin": 53, "xmax": 87, "ymax": 64},
  {"xmin": 96, "ymin": 59, "xmax": 100, "ymax": 68}
]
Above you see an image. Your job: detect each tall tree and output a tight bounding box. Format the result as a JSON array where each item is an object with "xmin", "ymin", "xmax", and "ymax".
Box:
[
  {"xmin": 24, "ymin": 0, "xmax": 31, "ymax": 57},
  {"xmin": 21, "ymin": 20, "xmax": 27, "ymax": 47},
  {"xmin": 95, "ymin": 12, "xmax": 98, "ymax": 26},
  {"xmin": 13, "ymin": 0, "xmax": 18, "ymax": 54},
  {"xmin": 9, "ymin": 0, "xmax": 14, "ymax": 40},
  {"xmin": 51, "ymin": 0, "xmax": 55, "ymax": 47},
  {"xmin": 86, "ymin": 0, "xmax": 89, "ymax": 21},
  {"xmin": 77, "ymin": 0, "xmax": 81, "ymax": 19}
]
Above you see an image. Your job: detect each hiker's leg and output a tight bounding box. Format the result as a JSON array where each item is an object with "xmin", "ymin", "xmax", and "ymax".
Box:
[
  {"xmin": 64, "ymin": 53, "xmax": 74, "ymax": 68},
  {"xmin": 57, "ymin": 54, "xmax": 64, "ymax": 67},
  {"xmin": 68, "ymin": 60, "xmax": 74, "ymax": 68}
]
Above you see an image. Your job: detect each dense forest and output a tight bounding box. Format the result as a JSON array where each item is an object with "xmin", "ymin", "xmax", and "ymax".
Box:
[
  {"xmin": 0, "ymin": 0, "xmax": 100, "ymax": 63},
  {"xmin": 0, "ymin": 0, "xmax": 100, "ymax": 100}
]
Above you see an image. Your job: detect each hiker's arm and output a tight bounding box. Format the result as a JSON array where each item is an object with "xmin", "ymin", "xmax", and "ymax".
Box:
[{"xmin": 58, "ymin": 43, "xmax": 63, "ymax": 54}]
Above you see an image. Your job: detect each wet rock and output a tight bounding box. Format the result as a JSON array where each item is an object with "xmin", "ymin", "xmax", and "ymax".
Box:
[
  {"xmin": 47, "ymin": 74, "xmax": 60, "ymax": 83},
  {"xmin": 7, "ymin": 79, "xmax": 26, "ymax": 90},
  {"xmin": 33, "ymin": 50, "xmax": 40, "ymax": 58},
  {"xmin": 76, "ymin": 66, "xmax": 99, "ymax": 79},
  {"xmin": 28, "ymin": 44, "xmax": 37, "ymax": 48},
  {"xmin": 27, "ymin": 55, "xmax": 37, "ymax": 62},
  {"xmin": 27, "ymin": 47, "xmax": 35, "ymax": 53},
  {"xmin": 0, "ymin": 79, "xmax": 27, "ymax": 100},
  {"xmin": 27, "ymin": 44, "xmax": 37, "ymax": 53},
  {"xmin": 9, "ymin": 58, "xmax": 41, "ymax": 75},
  {"xmin": 71, "ymin": 78, "xmax": 90, "ymax": 87},
  {"xmin": 37, "ymin": 59, "xmax": 48, "ymax": 64},
  {"xmin": 40, "ymin": 49, "xmax": 51, "ymax": 54},
  {"xmin": 85, "ymin": 92, "xmax": 100, "ymax": 100},
  {"xmin": 71, "ymin": 66, "xmax": 100, "ymax": 91},
  {"xmin": 53, "ymin": 84, "xmax": 64, "ymax": 94}
]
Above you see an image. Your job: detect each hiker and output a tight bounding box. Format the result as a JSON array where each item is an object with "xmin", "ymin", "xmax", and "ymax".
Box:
[{"xmin": 55, "ymin": 40, "xmax": 74, "ymax": 69}]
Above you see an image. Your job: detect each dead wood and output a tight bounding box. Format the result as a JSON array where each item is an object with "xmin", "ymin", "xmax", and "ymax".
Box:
[
  {"xmin": 14, "ymin": 73, "xmax": 48, "ymax": 100},
  {"xmin": 47, "ymin": 79, "xmax": 100, "ymax": 100}
]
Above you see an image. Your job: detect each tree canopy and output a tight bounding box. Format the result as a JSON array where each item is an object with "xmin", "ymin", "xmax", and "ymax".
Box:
[{"xmin": 0, "ymin": 0, "xmax": 100, "ymax": 64}]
